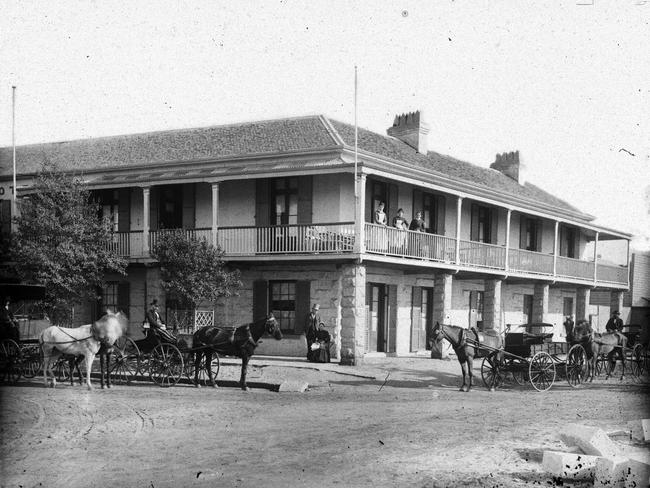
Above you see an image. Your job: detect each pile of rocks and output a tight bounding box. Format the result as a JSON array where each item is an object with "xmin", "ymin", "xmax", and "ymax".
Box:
[{"xmin": 542, "ymin": 420, "xmax": 650, "ymax": 487}]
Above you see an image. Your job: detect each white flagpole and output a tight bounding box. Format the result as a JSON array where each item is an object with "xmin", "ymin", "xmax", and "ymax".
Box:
[
  {"xmin": 12, "ymin": 86, "xmax": 17, "ymax": 232},
  {"xmin": 354, "ymin": 66, "xmax": 358, "ymax": 199}
]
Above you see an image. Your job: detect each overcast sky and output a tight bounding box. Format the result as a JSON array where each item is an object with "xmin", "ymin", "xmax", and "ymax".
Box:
[{"xmin": 1, "ymin": 1, "xmax": 648, "ymax": 249}]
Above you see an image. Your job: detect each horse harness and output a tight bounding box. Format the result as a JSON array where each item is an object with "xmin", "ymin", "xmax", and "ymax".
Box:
[{"xmin": 40, "ymin": 325, "xmax": 104, "ymax": 345}]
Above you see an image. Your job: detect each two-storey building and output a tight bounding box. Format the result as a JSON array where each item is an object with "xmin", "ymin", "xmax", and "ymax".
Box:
[{"xmin": 0, "ymin": 112, "xmax": 631, "ymax": 364}]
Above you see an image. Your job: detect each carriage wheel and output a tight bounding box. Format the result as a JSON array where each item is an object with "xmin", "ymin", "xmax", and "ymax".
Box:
[
  {"xmin": 481, "ymin": 351, "xmax": 503, "ymax": 390},
  {"xmin": 0, "ymin": 339, "xmax": 22, "ymax": 384},
  {"xmin": 630, "ymin": 344, "xmax": 645, "ymax": 379},
  {"xmin": 54, "ymin": 357, "xmax": 72, "ymax": 383},
  {"xmin": 503, "ymin": 357, "xmax": 527, "ymax": 386},
  {"xmin": 110, "ymin": 336, "xmax": 141, "ymax": 385},
  {"xmin": 149, "ymin": 343, "xmax": 184, "ymax": 387},
  {"xmin": 529, "ymin": 352, "xmax": 556, "ymax": 392},
  {"xmin": 21, "ymin": 344, "xmax": 42, "ymax": 378},
  {"xmin": 184, "ymin": 352, "xmax": 221, "ymax": 387},
  {"xmin": 566, "ymin": 344, "xmax": 587, "ymax": 388}
]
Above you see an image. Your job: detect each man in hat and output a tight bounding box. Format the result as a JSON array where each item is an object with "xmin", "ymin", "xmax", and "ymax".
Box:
[
  {"xmin": 563, "ymin": 314, "xmax": 575, "ymax": 343},
  {"xmin": 605, "ymin": 310, "xmax": 623, "ymax": 335},
  {"xmin": 305, "ymin": 303, "xmax": 322, "ymax": 360},
  {"xmin": 146, "ymin": 299, "xmax": 166, "ymax": 333}
]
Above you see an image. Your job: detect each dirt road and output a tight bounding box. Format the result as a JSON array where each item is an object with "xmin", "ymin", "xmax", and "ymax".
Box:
[{"xmin": 1, "ymin": 357, "xmax": 648, "ymax": 488}]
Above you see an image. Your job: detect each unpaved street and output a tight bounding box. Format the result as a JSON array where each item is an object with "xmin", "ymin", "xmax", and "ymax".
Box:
[{"xmin": 1, "ymin": 358, "xmax": 648, "ymax": 488}]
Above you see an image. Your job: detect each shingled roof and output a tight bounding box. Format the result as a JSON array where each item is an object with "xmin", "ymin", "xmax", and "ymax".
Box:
[
  {"xmin": 0, "ymin": 114, "xmax": 589, "ymax": 220},
  {"xmin": 0, "ymin": 116, "xmax": 340, "ymax": 176}
]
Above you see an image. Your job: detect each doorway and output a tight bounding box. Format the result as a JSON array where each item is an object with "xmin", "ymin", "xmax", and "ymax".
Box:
[{"xmin": 367, "ymin": 283, "xmax": 393, "ymax": 353}]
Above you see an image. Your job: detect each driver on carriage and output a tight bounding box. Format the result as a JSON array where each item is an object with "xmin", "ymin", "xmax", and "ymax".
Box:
[
  {"xmin": 0, "ymin": 297, "xmax": 20, "ymax": 342},
  {"xmin": 605, "ymin": 310, "xmax": 625, "ymax": 344},
  {"xmin": 144, "ymin": 299, "xmax": 176, "ymax": 344}
]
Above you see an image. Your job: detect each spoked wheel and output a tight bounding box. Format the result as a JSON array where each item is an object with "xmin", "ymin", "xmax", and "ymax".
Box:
[
  {"xmin": 20, "ymin": 344, "xmax": 42, "ymax": 378},
  {"xmin": 505, "ymin": 357, "xmax": 528, "ymax": 386},
  {"xmin": 54, "ymin": 357, "xmax": 73, "ymax": 383},
  {"xmin": 481, "ymin": 351, "xmax": 503, "ymax": 391},
  {"xmin": 529, "ymin": 351, "xmax": 556, "ymax": 392},
  {"xmin": 184, "ymin": 352, "xmax": 221, "ymax": 387},
  {"xmin": 566, "ymin": 344, "xmax": 587, "ymax": 388},
  {"xmin": 149, "ymin": 343, "xmax": 184, "ymax": 387},
  {"xmin": 630, "ymin": 344, "xmax": 645, "ymax": 379},
  {"xmin": 110, "ymin": 336, "xmax": 141, "ymax": 385},
  {"xmin": 0, "ymin": 339, "xmax": 22, "ymax": 384}
]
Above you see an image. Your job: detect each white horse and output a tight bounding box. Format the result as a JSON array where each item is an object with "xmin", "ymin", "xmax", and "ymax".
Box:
[{"xmin": 40, "ymin": 311, "xmax": 128, "ymax": 390}]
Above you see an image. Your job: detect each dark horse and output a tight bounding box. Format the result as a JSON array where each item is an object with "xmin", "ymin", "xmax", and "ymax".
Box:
[
  {"xmin": 192, "ymin": 314, "xmax": 282, "ymax": 390},
  {"xmin": 431, "ymin": 322, "xmax": 503, "ymax": 392},
  {"xmin": 573, "ymin": 320, "xmax": 626, "ymax": 381}
]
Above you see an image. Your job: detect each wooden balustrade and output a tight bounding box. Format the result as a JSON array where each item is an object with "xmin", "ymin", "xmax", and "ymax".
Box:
[{"xmin": 103, "ymin": 224, "xmax": 628, "ymax": 286}]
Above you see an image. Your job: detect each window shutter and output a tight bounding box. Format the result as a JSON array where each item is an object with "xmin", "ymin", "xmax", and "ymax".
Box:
[
  {"xmin": 535, "ymin": 219, "xmax": 542, "ymax": 252},
  {"xmin": 182, "ymin": 183, "xmax": 195, "ymax": 230},
  {"xmin": 294, "ymin": 280, "xmax": 311, "ymax": 334},
  {"xmin": 117, "ymin": 282, "xmax": 130, "ymax": 316},
  {"xmin": 150, "ymin": 187, "xmax": 159, "ymax": 231},
  {"xmin": 118, "ymin": 188, "xmax": 130, "ymax": 233},
  {"xmin": 470, "ymin": 204, "xmax": 479, "ymax": 241},
  {"xmin": 411, "ymin": 287, "xmax": 422, "ymax": 352},
  {"xmin": 364, "ymin": 178, "xmax": 372, "ymax": 222},
  {"xmin": 252, "ymin": 280, "xmax": 268, "ymax": 321},
  {"xmin": 297, "ymin": 176, "xmax": 313, "ymax": 225},
  {"xmin": 387, "ymin": 285, "xmax": 397, "ymax": 353},
  {"xmin": 435, "ymin": 195, "xmax": 446, "ymax": 235},
  {"xmin": 255, "ymin": 180, "xmax": 270, "ymax": 227},
  {"xmin": 388, "ymin": 183, "xmax": 398, "ymax": 225},
  {"xmin": 519, "ymin": 216, "xmax": 527, "ymax": 249},
  {"xmin": 490, "ymin": 208, "xmax": 498, "ymax": 245}
]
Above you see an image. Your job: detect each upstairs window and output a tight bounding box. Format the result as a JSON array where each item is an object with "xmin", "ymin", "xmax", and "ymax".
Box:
[
  {"xmin": 470, "ymin": 204, "xmax": 495, "ymax": 244},
  {"xmin": 559, "ymin": 225, "xmax": 577, "ymax": 258},
  {"xmin": 520, "ymin": 217, "xmax": 542, "ymax": 252},
  {"xmin": 271, "ymin": 177, "xmax": 298, "ymax": 226}
]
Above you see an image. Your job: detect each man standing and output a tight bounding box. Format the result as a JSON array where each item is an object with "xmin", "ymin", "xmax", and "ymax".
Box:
[
  {"xmin": 563, "ymin": 314, "xmax": 575, "ymax": 343},
  {"xmin": 305, "ymin": 303, "xmax": 321, "ymax": 359}
]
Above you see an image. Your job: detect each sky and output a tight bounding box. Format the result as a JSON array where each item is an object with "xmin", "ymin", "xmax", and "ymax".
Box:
[{"xmin": 1, "ymin": 1, "xmax": 649, "ymax": 250}]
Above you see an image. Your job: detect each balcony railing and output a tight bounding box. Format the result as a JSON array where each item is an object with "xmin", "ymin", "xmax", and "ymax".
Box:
[{"xmin": 103, "ymin": 223, "xmax": 628, "ymax": 286}]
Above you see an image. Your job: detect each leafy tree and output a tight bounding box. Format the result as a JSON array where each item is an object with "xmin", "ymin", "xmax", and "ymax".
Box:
[
  {"xmin": 10, "ymin": 165, "xmax": 127, "ymax": 324},
  {"xmin": 152, "ymin": 230, "xmax": 242, "ymax": 310}
]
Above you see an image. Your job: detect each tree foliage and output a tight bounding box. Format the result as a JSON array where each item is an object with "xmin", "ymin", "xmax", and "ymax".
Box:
[
  {"xmin": 10, "ymin": 166, "xmax": 127, "ymax": 322},
  {"xmin": 152, "ymin": 230, "xmax": 241, "ymax": 309}
]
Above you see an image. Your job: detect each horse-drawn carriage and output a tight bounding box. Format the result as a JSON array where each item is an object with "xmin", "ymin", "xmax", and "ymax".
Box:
[
  {"xmin": 479, "ymin": 323, "xmax": 589, "ymax": 392},
  {"xmin": 111, "ymin": 314, "xmax": 282, "ymax": 389}
]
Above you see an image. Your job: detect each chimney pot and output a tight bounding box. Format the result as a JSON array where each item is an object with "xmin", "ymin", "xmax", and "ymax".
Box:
[
  {"xmin": 387, "ymin": 110, "xmax": 429, "ymax": 154},
  {"xmin": 490, "ymin": 150, "xmax": 525, "ymax": 185}
]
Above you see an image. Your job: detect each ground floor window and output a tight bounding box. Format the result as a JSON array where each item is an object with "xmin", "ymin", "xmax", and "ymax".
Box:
[
  {"xmin": 270, "ymin": 281, "xmax": 296, "ymax": 333},
  {"xmin": 100, "ymin": 281, "xmax": 129, "ymax": 317}
]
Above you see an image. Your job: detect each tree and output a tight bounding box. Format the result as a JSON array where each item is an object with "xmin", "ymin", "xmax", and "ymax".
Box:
[
  {"xmin": 152, "ymin": 230, "xmax": 242, "ymax": 311},
  {"xmin": 10, "ymin": 166, "xmax": 127, "ymax": 323}
]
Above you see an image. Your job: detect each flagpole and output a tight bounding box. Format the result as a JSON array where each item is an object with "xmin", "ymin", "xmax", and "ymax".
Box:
[
  {"xmin": 12, "ymin": 86, "xmax": 17, "ymax": 232},
  {"xmin": 354, "ymin": 66, "xmax": 358, "ymax": 199}
]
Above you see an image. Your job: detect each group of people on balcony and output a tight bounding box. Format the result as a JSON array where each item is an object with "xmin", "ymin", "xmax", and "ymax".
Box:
[{"xmin": 373, "ymin": 202, "xmax": 426, "ymax": 233}]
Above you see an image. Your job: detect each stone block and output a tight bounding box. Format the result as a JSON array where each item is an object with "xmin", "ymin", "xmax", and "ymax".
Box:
[
  {"xmin": 642, "ymin": 419, "xmax": 650, "ymax": 442},
  {"xmin": 542, "ymin": 450, "xmax": 598, "ymax": 480},
  {"xmin": 560, "ymin": 423, "xmax": 620, "ymax": 457},
  {"xmin": 595, "ymin": 456, "xmax": 629, "ymax": 487},
  {"xmin": 277, "ymin": 380, "xmax": 308, "ymax": 393},
  {"xmin": 625, "ymin": 458, "xmax": 650, "ymax": 488}
]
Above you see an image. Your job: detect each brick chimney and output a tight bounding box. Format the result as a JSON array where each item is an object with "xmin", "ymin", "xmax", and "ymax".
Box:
[
  {"xmin": 490, "ymin": 150, "xmax": 526, "ymax": 185},
  {"xmin": 387, "ymin": 110, "xmax": 429, "ymax": 154}
]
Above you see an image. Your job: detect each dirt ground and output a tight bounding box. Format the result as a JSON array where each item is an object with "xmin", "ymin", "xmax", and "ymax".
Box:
[{"xmin": 1, "ymin": 356, "xmax": 648, "ymax": 488}]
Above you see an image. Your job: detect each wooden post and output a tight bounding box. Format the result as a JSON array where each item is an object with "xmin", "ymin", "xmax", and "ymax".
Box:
[
  {"xmin": 505, "ymin": 209, "xmax": 512, "ymax": 272},
  {"xmin": 142, "ymin": 186, "xmax": 150, "ymax": 255},
  {"xmin": 553, "ymin": 221, "xmax": 559, "ymax": 277},
  {"xmin": 593, "ymin": 231, "xmax": 599, "ymax": 285},
  {"xmin": 455, "ymin": 196, "xmax": 463, "ymax": 265},
  {"xmin": 355, "ymin": 173, "xmax": 366, "ymax": 256},
  {"xmin": 211, "ymin": 182, "xmax": 219, "ymax": 248}
]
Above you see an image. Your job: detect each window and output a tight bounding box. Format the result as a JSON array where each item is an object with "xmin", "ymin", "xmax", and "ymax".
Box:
[
  {"xmin": 271, "ymin": 177, "xmax": 298, "ymax": 226},
  {"xmin": 270, "ymin": 281, "xmax": 296, "ymax": 333},
  {"xmin": 96, "ymin": 189, "xmax": 119, "ymax": 232},
  {"xmin": 413, "ymin": 191, "xmax": 444, "ymax": 234},
  {"xmin": 520, "ymin": 217, "xmax": 542, "ymax": 252},
  {"xmin": 158, "ymin": 185, "xmax": 183, "ymax": 229},
  {"xmin": 102, "ymin": 282, "xmax": 119, "ymax": 313},
  {"xmin": 560, "ymin": 225, "xmax": 577, "ymax": 258},
  {"xmin": 471, "ymin": 204, "xmax": 494, "ymax": 243}
]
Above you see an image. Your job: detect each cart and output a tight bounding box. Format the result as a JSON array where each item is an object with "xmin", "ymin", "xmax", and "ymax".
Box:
[{"xmin": 479, "ymin": 323, "xmax": 588, "ymax": 392}]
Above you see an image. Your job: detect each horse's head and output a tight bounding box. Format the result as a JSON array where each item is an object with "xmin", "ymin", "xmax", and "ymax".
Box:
[
  {"xmin": 265, "ymin": 313, "xmax": 282, "ymax": 340},
  {"xmin": 573, "ymin": 320, "xmax": 593, "ymax": 343},
  {"xmin": 430, "ymin": 322, "xmax": 443, "ymax": 342},
  {"xmin": 94, "ymin": 310, "xmax": 128, "ymax": 346}
]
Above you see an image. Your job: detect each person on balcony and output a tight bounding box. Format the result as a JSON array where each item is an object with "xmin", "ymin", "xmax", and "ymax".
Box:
[
  {"xmin": 409, "ymin": 211, "xmax": 427, "ymax": 256},
  {"xmin": 392, "ymin": 208, "xmax": 409, "ymax": 252},
  {"xmin": 392, "ymin": 208, "xmax": 409, "ymax": 230},
  {"xmin": 374, "ymin": 202, "xmax": 387, "ymax": 226},
  {"xmin": 409, "ymin": 211, "xmax": 426, "ymax": 232}
]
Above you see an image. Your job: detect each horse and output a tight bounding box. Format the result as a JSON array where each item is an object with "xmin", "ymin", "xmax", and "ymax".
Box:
[
  {"xmin": 572, "ymin": 319, "xmax": 626, "ymax": 381},
  {"xmin": 191, "ymin": 314, "xmax": 282, "ymax": 390},
  {"xmin": 40, "ymin": 311, "xmax": 128, "ymax": 390},
  {"xmin": 431, "ymin": 322, "xmax": 504, "ymax": 392}
]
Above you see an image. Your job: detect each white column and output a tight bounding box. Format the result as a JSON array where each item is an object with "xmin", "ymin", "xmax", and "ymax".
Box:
[
  {"xmin": 211, "ymin": 182, "xmax": 219, "ymax": 247},
  {"xmin": 455, "ymin": 196, "xmax": 463, "ymax": 265},
  {"xmin": 142, "ymin": 187, "xmax": 150, "ymax": 255},
  {"xmin": 354, "ymin": 173, "xmax": 366, "ymax": 255},
  {"xmin": 626, "ymin": 239, "xmax": 631, "ymax": 288},
  {"xmin": 504, "ymin": 209, "xmax": 512, "ymax": 272},
  {"xmin": 553, "ymin": 221, "xmax": 559, "ymax": 277},
  {"xmin": 593, "ymin": 231, "xmax": 599, "ymax": 284}
]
